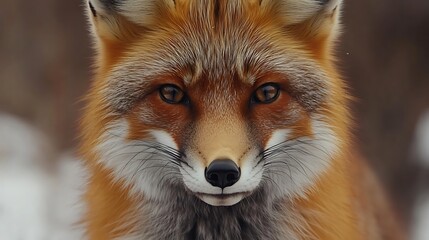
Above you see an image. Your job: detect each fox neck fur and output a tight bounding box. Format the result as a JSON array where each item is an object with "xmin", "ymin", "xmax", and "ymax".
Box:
[{"xmin": 84, "ymin": 154, "xmax": 358, "ymax": 240}]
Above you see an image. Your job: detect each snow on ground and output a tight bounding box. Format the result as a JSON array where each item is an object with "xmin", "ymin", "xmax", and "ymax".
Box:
[
  {"xmin": 0, "ymin": 166, "xmax": 54, "ymax": 240},
  {"xmin": 0, "ymin": 114, "xmax": 56, "ymax": 240},
  {"xmin": 48, "ymin": 153, "xmax": 87, "ymax": 240},
  {"xmin": 413, "ymin": 192, "xmax": 429, "ymax": 240},
  {"xmin": 0, "ymin": 113, "xmax": 86, "ymax": 240},
  {"xmin": 411, "ymin": 110, "xmax": 429, "ymax": 240}
]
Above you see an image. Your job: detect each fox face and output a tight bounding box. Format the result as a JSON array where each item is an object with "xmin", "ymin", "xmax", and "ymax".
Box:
[{"xmin": 84, "ymin": 0, "xmax": 348, "ymax": 207}]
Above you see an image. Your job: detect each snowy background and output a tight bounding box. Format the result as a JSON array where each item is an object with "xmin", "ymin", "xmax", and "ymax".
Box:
[
  {"xmin": 0, "ymin": 0, "xmax": 429, "ymax": 239},
  {"xmin": 0, "ymin": 114, "xmax": 86, "ymax": 240}
]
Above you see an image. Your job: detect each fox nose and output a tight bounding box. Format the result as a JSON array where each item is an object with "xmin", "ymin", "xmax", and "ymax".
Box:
[{"xmin": 205, "ymin": 159, "xmax": 241, "ymax": 188}]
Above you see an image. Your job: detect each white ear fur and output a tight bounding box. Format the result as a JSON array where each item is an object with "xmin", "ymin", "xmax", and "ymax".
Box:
[
  {"xmin": 266, "ymin": 0, "xmax": 342, "ymax": 42},
  {"xmin": 88, "ymin": 0, "xmax": 160, "ymax": 26},
  {"xmin": 117, "ymin": 0, "xmax": 175, "ymax": 26},
  {"xmin": 274, "ymin": 0, "xmax": 342, "ymax": 25},
  {"xmin": 87, "ymin": 0, "xmax": 173, "ymax": 42}
]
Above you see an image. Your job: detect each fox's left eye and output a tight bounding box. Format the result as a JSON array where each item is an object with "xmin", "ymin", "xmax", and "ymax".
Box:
[
  {"xmin": 252, "ymin": 83, "xmax": 280, "ymax": 104},
  {"xmin": 159, "ymin": 84, "xmax": 186, "ymax": 104}
]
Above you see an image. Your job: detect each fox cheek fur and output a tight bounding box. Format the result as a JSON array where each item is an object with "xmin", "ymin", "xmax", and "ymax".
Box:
[{"xmin": 79, "ymin": 0, "xmax": 406, "ymax": 239}]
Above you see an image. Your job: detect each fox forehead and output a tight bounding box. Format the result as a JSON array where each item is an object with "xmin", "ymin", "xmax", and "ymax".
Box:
[{"xmin": 103, "ymin": 1, "xmax": 329, "ymax": 113}]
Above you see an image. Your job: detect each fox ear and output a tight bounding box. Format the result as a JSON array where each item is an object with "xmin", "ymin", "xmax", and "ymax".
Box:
[
  {"xmin": 86, "ymin": 0, "xmax": 174, "ymax": 43},
  {"xmin": 271, "ymin": 0, "xmax": 342, "ymax": 48}
]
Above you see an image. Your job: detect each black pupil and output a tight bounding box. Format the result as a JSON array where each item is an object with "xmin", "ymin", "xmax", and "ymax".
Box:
[
  {"xmin": 161, "ymin": 86, "xmax": 183, "ymax": 103},
  {"xmin": 258, "ymin": 85, "xmax": 278, "ymax": 102},
  {"xmin": 263, "ymin": 87, "xmax": 274, "ymax": 99}
]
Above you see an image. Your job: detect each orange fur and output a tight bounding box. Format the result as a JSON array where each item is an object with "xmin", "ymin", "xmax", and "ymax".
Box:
[
  {"xmin": 79, "ymin": 0, "xmax": 406, "ymax": 239},
  {"xmin": 295, "ymin": 155, "xmax": 359, "ymax": 240},
  {"xmin": 84, "ymin": 165, "xmax": 141, "ymax": 240}
]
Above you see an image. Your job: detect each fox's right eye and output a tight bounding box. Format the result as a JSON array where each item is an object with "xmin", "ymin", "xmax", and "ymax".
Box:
[
  {"xmin": 252, "ymin": 83, "xmax": 280, "ymax": 104},
  {"xmin": 159, "ymin": 84, "xmax": 186, "ymax": 104}
]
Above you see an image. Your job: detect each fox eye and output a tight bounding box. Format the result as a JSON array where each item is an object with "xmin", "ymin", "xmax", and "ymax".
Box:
[
  {"xmin": 159, "ymin": 84, "xmax": 186, "ymax": 104},
  {"xmin": 252, "ymin": 83, "xmax": 280, "ymax": 104}
]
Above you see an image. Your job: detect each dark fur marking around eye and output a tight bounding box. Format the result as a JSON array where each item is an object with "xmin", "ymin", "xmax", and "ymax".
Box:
[{"xmin": 89, "ymin": 1, "xmax": 97, "ymax": 17}]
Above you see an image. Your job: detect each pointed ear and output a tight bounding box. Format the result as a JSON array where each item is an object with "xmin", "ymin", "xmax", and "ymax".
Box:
[
  {"xmin": 86, "ymin": 0, "xmax": 174, "ymax": 43},
  {"xmin": 271, "ymin": 0, "xmax": 343, "ymax": 51}
]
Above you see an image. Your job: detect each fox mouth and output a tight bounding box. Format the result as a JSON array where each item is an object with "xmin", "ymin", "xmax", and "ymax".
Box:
[{"xmin": 196, "ymin": 192, "xmax": 250, "ymax": 206}]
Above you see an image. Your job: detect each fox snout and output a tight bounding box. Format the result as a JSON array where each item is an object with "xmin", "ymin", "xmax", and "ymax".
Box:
[
  {"xmin": 205, "ymin": 159, "xmax": 241, "ymax": 189},
  {"xmin": 178, "ymin": 115, "xmax": 261, "ymax": 206}
]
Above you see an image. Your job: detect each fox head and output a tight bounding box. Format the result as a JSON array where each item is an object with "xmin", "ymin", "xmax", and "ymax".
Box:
[{"xmin": 83, "ymin": 0, "xmax": 349, "ymax": 206}]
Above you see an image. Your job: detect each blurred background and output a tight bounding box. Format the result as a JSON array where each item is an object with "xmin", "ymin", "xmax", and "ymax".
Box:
[{"xmin": 0, "ymin": 0, "xmax": 428, "ymax": 239}]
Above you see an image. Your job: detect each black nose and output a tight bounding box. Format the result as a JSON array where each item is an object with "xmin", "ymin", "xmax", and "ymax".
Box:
[{"xmin": 205, "ymin": 159, "xmax": 241, "ymax": 188}]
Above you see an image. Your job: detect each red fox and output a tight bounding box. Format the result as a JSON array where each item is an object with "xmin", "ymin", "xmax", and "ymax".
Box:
[{"xmin": 80, "ymin": 0, "xmax": 406, "ymax": 239}]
